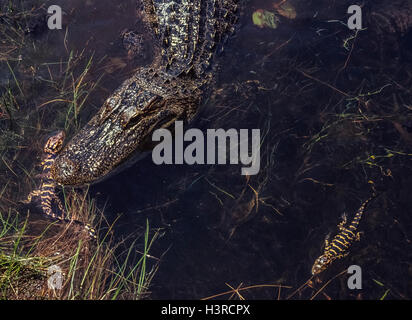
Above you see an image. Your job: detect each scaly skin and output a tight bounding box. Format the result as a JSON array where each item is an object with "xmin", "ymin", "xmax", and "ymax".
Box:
[{"xmin": 51, "ymin": 0, "xmax": 238, "ymax": 186}]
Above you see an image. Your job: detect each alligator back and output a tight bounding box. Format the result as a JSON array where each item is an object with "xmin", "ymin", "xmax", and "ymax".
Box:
[{"xmin": 142, "ymin": 0, "xmax": 238, "ymax": 77}]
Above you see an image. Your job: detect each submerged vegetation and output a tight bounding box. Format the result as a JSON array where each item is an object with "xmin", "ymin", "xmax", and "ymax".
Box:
[
  {"xmin": 146, "ymin": 0, "xmax": 412, "ymax": 299},
  {"xmin": 0, "ymin": 0, "xmax": 411, "ymax": 300},
  {"xmin": 0, "ymin": 0, "xmax": 160, "ymax": 300}
]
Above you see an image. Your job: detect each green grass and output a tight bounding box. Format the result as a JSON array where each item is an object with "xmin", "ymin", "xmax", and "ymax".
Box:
[{"xmin": 0, "ymin": 198, "xmax": 160, "ymax": 300}]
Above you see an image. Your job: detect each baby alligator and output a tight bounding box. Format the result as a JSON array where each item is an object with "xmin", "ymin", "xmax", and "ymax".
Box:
[
  {"xmin": 22, "ymin": 131, "xmax": 96, "ymax": 238},
  {"xmin": 311, "ymin": 194, "xmax": 377, "ymax": 275}
]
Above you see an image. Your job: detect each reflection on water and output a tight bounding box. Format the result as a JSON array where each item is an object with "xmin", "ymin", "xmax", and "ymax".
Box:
[{"xmin": 1, "ymin": 0, "xmax": 412, "ymax": 299}]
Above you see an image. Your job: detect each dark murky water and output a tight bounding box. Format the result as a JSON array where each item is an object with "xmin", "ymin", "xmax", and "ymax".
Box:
[{"xmin": 1, "ymin": 0, "xmax": 412, "ymax": 299}]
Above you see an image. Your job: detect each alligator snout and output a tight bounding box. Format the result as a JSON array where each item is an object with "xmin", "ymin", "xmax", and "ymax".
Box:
[{"xmin": 51, "ymin": 155, "xmax": 82, "ymax": 186}]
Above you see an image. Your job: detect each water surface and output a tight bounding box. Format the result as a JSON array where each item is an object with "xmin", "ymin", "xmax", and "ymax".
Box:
[{"xmin": 1, "ymin": 0, "xmax": 412, "ymax": 299}]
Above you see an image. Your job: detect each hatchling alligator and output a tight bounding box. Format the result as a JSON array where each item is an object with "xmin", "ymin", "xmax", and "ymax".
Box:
[{"xmin": 22, "ymin": 131, "xmax": 96, "ymax": 238}]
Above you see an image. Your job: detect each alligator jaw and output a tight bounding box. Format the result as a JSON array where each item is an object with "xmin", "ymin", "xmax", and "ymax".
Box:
[{"xmin": 51, "ymin": 104, "xmax": 191, "ymax": 186}]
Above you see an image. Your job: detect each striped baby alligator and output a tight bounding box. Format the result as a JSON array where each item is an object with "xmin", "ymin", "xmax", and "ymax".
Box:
[
  {"xmin": 311, "ymin": 194, "xmax": 377, "ymax": 275},
  {"xmin": 50, "ymin": 0, "xmax": 238, "ymax": 186},
  {"xmin": 22, "ymin": 131, "xmax": 96, "ymax": 238}
]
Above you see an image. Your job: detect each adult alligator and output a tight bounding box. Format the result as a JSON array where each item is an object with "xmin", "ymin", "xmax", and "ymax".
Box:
[{"xmin": 51, "ymin": 0, "xmax": 238, "ymax": 186}]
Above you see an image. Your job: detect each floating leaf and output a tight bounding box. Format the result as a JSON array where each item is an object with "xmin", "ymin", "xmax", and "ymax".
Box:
[
  {"xmin": 273, "ymin": 1, "xmax": 297, "ymax": 20},
  {"xmin": 252, "ymin": 9, "xmax": 278, "ymax": 29}
]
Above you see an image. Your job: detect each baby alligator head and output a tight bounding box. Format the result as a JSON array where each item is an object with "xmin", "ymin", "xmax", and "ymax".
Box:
[
  {"xmin": 311, "ymin": 254, "xmax": 331, "ymax": 275},
  {"xmin": 51, "ymin": 67, "xmax": 200, "ymax": 186},
  {"xmin": 44, "ymin": 130, "xmax": 65, "ymax": 154}
]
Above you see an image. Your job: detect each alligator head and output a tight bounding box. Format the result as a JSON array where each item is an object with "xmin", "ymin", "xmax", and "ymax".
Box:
[{"xmin": 51, "ymin": 67, "xmax": 200, "ymax": 186}]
